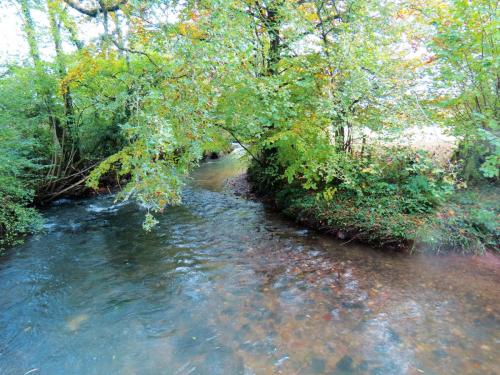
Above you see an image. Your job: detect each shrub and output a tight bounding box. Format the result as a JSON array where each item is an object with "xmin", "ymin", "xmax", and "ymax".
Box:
[{"xmin": 0, "ymin": 108, "xmax": 43, "ymax": 251}]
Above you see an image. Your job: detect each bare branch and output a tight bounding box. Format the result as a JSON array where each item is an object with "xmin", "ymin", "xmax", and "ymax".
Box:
[{"xmin": 63, "ymin": 0, "xmax": 127, "ymax": 17}]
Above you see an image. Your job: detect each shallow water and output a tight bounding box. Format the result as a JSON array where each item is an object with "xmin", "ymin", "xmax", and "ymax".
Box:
[{"xmin": 0, "ymin": 151, "xmax": 499, "ymax": 375}]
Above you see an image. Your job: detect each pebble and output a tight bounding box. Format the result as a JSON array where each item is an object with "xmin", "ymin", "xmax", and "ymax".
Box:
[
  {"xmin": 310, "ymin": 357, "xmax": 326, "ymax": 373},
  {"xmin": 335, "ymin": 355, "xmax": 354, "ymax": 373}
]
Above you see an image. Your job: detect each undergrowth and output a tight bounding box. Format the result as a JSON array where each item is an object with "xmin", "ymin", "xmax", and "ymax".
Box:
[{"xmin": 249, "ymin": 148, "xmax": 499, "ymax": 254}]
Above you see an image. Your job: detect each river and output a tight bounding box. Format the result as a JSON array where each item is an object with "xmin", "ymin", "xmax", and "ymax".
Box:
[{"xmin": 0, "ymin": 149, "xmax": 498, "ymax": 374}]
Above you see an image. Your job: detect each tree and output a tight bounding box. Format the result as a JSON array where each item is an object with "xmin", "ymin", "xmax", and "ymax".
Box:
[{"xmin": 427, "ymin": 0, "xmax": 499, "ymax": 181}]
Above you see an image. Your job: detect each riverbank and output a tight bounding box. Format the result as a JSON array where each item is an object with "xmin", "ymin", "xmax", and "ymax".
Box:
[{"xmin": 226, "ymin": 171, "xmax": 499, "ymax": 255}]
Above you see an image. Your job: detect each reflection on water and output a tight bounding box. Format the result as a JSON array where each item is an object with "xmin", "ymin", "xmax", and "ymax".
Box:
[{"xmin": 0, "ymin": 150, "xmax": 499, "ymax": 375}]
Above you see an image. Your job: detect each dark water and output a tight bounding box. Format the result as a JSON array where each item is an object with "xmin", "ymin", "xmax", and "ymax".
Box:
[{"xmin": 1, "ymin": 151, "xmax": 499, "ymax": 375}]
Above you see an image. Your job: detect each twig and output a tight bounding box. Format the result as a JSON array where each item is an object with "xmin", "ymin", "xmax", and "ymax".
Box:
[
  {"xmin": 45, "ymin": 175, "xmax": 90, "ymax": 201},
  {"xmin": 216, "ymin": 124, "xmax": 264, "ymax": 166},
  {"xmin": 111, "ymin": 39, "xmax": 160, "ymax": 69}
]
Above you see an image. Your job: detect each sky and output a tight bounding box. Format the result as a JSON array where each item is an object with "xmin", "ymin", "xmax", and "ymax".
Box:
[
  {"xmin": 0, "ymin": 1, "xmax": 179, "ymax": 66},
  {"xmin": 0, "ymin": 2, "xmax": 32, "ymax": 64},
  {"xmin": 0, "ymin": 1, "xmax": 102, "ymax": 65}
]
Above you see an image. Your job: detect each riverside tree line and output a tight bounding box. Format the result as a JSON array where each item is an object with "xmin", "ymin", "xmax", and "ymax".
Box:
[{"xmin": 0, "ymin": 0, "xmax": 498, "ymax": 252}]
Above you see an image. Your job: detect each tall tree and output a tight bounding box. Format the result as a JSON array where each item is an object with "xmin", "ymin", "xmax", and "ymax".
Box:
[{"xmin": 19, "ymin": 0, "xmax": 40, "ymax": 64}]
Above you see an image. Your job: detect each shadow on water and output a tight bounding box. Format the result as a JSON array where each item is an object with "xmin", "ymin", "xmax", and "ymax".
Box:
[{"xmin": 0, "ymin": 148, "xmax": 499, "ymax": 375}]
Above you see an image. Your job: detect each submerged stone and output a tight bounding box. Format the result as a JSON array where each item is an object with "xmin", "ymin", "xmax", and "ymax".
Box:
[
  {"xmin": 310, "ymin": 357, "xmax": 326, "ymax": 373},
  {"xmin": 335, "ymin": 355, "xmax": 354, "ymax": 373},
  {"xmin": 341, "ymin": 301, "xmax": 364, "ymax": 309},
  {"xmin": 356, "ymin": 360, "xmax": 370, "ymax": 372},
  {"xmin": 387, "ymin": 327, "xmax": 401, "ymax": 343},
  {"xmin": 433, "ymin": 348, "xmax": 449, "ymax": 359}
]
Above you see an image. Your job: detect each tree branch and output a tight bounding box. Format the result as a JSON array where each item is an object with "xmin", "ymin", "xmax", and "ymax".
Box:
[
  {"xmin": 110, "ymin": 39, "xmax": 160, "ymax": 69},
  {"xmin": 63, "ymin": 0, "xmax": 127, "ymax": 17},
  {"xmin": 216, "ymin": 124, "xmax": 263, "ymax": 166}
]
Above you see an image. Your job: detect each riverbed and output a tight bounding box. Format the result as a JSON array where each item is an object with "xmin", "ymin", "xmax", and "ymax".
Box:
[{"xmin": 0, "ymin": 150, "xmax": 498, "ymax": 374}]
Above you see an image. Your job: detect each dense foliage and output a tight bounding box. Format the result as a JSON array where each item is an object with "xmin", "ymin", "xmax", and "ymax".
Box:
[
  {"xmin": 427, "ymin": 0, "xmax": 499, "ymax": 181},
  {"xmin": 0, "ymin": 106, "xmax": 42, "ymax": 249},
  {"xmin": 0, "ymin": 0, "xmax": 498, "ymax": 252}
]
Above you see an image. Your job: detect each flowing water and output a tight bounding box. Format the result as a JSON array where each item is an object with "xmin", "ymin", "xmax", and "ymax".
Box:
[{"xmin": 0, "ymin": 150, "xmax": 499, "ymax": 375}]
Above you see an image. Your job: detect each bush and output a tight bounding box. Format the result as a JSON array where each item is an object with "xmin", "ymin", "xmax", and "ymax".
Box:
[
  {"xmin": 249, "ymin": 147, "xmax": 499, "ymax": 253},
  {"xmin": 340, "ymin": 148, "xmax": 454, "ymax": 214},
  {"xmin": 0, "ymin": 106, "xmax": 43, "ymax": 251},
  {"xmin": 415, "ymin": 187, "xmax": 499, "ymax": 254},
  {"xmin": 0, "ymin": 193, "xmax": 42, "ymax": 251}
]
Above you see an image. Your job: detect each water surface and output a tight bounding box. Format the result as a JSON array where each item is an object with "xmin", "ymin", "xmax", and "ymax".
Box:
[{"xmin": 0, "ymin": 151, "xmax": 499, "ymax": 374}]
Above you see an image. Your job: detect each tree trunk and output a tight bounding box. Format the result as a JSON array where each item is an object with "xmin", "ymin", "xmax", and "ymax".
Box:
[
  {"xmin": 48, "ymin": 0, "xmax": 80, "ymax": 171},
  {"xmin": 19, "ymin": 0, "xmax": 40, "ymax": 65},
  {"xmin": 265, "ymin": 1, "xmax": 282, "ymax": 76}
]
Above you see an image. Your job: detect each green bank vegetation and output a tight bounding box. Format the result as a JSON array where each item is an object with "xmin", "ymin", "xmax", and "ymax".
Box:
[{"xmin": 0, "ymin": 0, "xmax": 498, "ymax": 253}]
